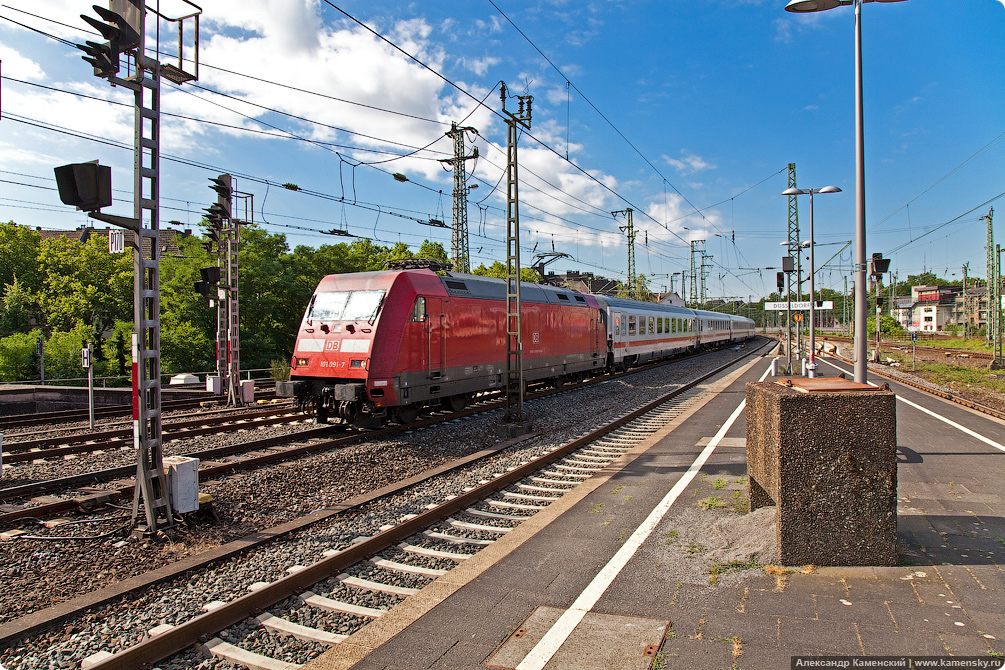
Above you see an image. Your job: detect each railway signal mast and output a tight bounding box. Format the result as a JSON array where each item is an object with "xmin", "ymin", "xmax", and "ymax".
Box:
[
  {"xmin": 500, "ymin": 82, "xmax": 532, "ymax": 427},
  {"xmin": 55, "ymin": 0, "xmax": 203, "ymax": 535}
]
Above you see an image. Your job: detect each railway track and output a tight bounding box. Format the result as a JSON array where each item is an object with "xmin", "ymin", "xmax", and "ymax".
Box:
[
  {"xmin": 0, "ymin": 342, "xmax": 751, "ymax": 526},
  {"xmin": 0, "ymin": 338, "xmax": 772, "ymax": 669},
  {"xmin": 816, "ymin": 334, "xmax": 993, "ymax": 360},
  {"xmin": 822, "ymin": 348, "xmax": 1005, "ymax": 422},
  {"xmin": 1, "ymin": 404, "xmax": 305, "ymax": 464}
]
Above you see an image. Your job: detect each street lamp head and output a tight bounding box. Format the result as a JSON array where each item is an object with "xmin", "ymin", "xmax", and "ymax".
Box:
[
  {"xmin": 784, "ymin": 0, "xmax": 846, "ymax": 12},
  {"xmin": 819, "ymin": 185, "xmax": 842, "ymax": 193},
  {"xmin": 785, "ymin": 0, "xmax": 907, "ymax": 11},
  {"xmin": 800, "ymin": 241, "xmax": 812, "ymax": 248},
  {"xmin": 782, "ymin": 187, "xmax": 808, "ymax": 196}
]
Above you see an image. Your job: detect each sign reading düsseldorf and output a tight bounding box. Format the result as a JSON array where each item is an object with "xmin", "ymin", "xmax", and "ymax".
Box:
[{"xmin": 765, "ymin": 301, "xmax": 834, "ymax": 311}]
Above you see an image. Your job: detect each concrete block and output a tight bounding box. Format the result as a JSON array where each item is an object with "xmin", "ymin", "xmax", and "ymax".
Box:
[{"xmin": 745, "ymin": 379, "xmax": 898, "ymax": 566}]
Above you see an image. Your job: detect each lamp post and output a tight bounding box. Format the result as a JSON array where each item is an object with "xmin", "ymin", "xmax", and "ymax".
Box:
[
  {"xmin": 785, "ymin": 0, "xmax": 908, "ymax": 383},
  {"xmin": 783, "ymin": 186, "xmax": 842, "ymax": 377}
]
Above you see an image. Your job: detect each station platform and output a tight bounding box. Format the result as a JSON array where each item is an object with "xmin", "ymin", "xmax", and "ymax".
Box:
[{"xmin": 305, "ymin": 350, "xmax": 1005, "ymax": 670}]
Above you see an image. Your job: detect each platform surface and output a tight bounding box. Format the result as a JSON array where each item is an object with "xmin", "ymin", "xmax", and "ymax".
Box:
[{"xmin": 305, "ymin": 350, "xmax": 1005, "ymax": 670}]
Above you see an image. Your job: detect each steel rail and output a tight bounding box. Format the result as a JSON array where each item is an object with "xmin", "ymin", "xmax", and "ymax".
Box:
[
  {"xmin": 824, "ymin": 349, "xmax": 1005, "ymax": 422},
  {"xmin": 84, "ymin": 338, "xmax": 772, "ymax": 670},
  {"xmin": 2, "ymin": 409, "xmax": 307, "ymax": 463},
  {"xmin": 1, "ymin": 341, "xmax": 743, "ymax": 511}
]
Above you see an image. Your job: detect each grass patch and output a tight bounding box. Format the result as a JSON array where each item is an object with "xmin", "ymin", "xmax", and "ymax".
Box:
[
  {"xmin": 611, "ymin": 485, "xmax": 623, "ymax": 495},
  {"xmin": 708, "ymin": 555, "xmax": 762, "ymax": 584},
  {"xmin": 664, "ymin": 530, "xmax": 679, "ymax": 545},
  {"xmin": 713, "ymin": 478, "xmax": 727, "ymax": 490},
  {"xmin": 881, "ymin": 351, "xmax": 1005, "ymax": 394},
  {"xmin": 698, "ymin": 496, "xmax": 725, "ymax": 510},
  {"xmin": 589, "ymin": 503, "xmax": 603, "ymax": 514},
  {"xmin": 623, "ymin": 495, "xmax": 633, "ymax": 503}
]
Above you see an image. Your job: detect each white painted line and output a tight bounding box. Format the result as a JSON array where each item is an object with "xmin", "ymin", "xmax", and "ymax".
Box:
[
  {"xmin": 819, "ymin": 358, "xmax": 1005, "ymax": 454},
  {"xmin": 514, "ymin": 363, "xmax": 771, "ymax": 670}
]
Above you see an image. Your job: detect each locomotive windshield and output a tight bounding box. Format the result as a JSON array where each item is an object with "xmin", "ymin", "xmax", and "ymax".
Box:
[{"xmin": 308, "ymin": 290, "xmax": 385, "ymax": 322}]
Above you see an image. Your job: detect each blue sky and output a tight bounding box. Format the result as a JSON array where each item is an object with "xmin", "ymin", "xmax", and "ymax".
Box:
[{"xmin": 1, "ymin": 0, "xmax": 1003, "ymax": 301}]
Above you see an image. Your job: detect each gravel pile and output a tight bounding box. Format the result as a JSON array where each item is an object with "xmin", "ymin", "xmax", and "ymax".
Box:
[{"xmin": 0, "ymin": 342, "xmax": 766, "ymax": 669}]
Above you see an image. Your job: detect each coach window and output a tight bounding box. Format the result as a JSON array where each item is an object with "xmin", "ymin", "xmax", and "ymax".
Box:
[
  {"xmin": 648, "ymin": 317, "xmax": 655, "ymax": 334},
  {"xmin": 628, "ymin": 315, "xmax": 637, "ymax": 335},
  {"xmin": 410, "ymin": 297, "xmax": 427, "ymax": 322},
  {"xmin": 657, "ymin": 318, "xmax": 663, "ymax": 334}
]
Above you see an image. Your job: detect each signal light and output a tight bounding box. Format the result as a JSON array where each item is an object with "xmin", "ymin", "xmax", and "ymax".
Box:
[
  {"xmin": 200, "ymin": 266, "xmax": 221, "ymax": 284},
  {"xmin": 210, "ymin": 174, "xmax": 232, "ymax": 220},
  {"xmin": 871, "ymin": 252, "xmax": 890, "ymax": 276},
  {"xmin": 54, "ymin": 162, "xmax": 112, "ymax": 212},
  {"xmin": 194, "ymin": 281, "xmax": 212, "ymax": 296},
  {"xmin": 776, "ymin": 272, "xmax": 784, "ymax": 291},
  {"xmin": 77, "ymin": 3, "xmax": 140, "ymax": 78},
  {"xmin": 877, "ymin": 296, "xmax": 885, "ymax": 308}
]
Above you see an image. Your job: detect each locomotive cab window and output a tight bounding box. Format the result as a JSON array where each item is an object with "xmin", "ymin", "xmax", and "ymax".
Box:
[
  {"xmin": 410, "ymin": 297, "xmax": 427, "ymax": 322},
  {"xmin": 308, "ymin": 290, "xmax": 386, "ymax": 322}
]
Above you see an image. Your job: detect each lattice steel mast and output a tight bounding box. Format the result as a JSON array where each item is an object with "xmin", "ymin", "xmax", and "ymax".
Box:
[
  {"xmin": 613, "ymin": 209, "xmax": 636, "ymax": 299},
  {"xmin": 501, "ymin": 83, "xmax": 532, "ymax": 425},
  {"xmin": 441, "ymin": 123, "xmax": 479, "ymax": 273}
]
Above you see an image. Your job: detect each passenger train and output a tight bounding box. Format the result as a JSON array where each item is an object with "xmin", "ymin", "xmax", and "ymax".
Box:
[{"xmin": 279, "ymin": 269, "xmax": 755, "ymax": 426}]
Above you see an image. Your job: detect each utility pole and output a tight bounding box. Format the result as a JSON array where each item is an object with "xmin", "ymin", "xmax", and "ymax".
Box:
[
  {"xmin": 984, "ymin": 209, "xmax": 997, "ymax": 350},
  {"xmin": 689, "ymin": 240, "xmax": 701, "ymax": 308},
  {"xmin": 787, "ymin": 163, "xmax": 802, "ymax": 361},
  {"xmin": 440, "ymin": 122, "xmax": 478, "ymax": 273},
  {"xmin": 962, "ymin": 262, "xmax": 970, "ymax": 337},
  {"xmin": 700, "ymin": 250, "xmax": 712, "ymax": 304},
  {"xmin": 613, "ymin": 209, "xmax": 636, "ymax": 299},
  {"xmin": 501, "ymin": 82, "xmax": 532, "ymax": 426}
]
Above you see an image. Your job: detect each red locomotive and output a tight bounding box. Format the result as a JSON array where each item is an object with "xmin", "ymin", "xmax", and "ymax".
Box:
[
  {"xmin": 280, "ymin": 268, "xmax": 755, "ymax": 426},
  {"xmin": 281, "ymin": 269, "xmax": 605, "ymax": 427}
]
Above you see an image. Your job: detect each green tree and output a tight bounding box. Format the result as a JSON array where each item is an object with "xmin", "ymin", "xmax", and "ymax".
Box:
[
  {"xmin": 1, "ymin": 275, "xmax": 39, "ymax": 335},
  {"xmin": 0, "ymin": 222, "xmax": 42, "ymax": 296},
  {"xmin": 416, "ymin": 240, "xmax": 449, "ymax": 263},
  {"xmin": 42, "ymin": 323, "xmax": 96, "ymax": 384},
  {"xmin": 0, "ymin": 328, "xmax": 42, "ymax": 382},
  {"xmin": 36, "ymin": 233, "xmax": 132, "ymax": 335},
  {"xmin": 471, "ymin": 261, "xmax": 540, "ymax": 283},
  {"xmin": 159, "ymin": 233, "xmax": 218, "ymax": 373}
]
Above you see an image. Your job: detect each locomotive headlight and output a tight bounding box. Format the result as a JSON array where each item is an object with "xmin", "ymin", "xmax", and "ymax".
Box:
[{"xmin": 296, "ymin": 357, "xmax": 310, "ymax": 367}]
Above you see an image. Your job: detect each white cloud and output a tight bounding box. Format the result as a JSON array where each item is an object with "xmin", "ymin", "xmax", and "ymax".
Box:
[
  {"xmin": 0, "ymin": 41, "xmax": 44, "ymax": 80},
  {"xmin": 663, "ymin": 150, "xmax": 715, "ymax": 175},
  {"xmin": 459, "ymin": 55, "xmax": 500, "ymax": 77}
]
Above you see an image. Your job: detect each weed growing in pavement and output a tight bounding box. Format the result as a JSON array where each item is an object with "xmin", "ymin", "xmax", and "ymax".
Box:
[
  {"xmin": 729, "ymin": 496, "xmax": 749, "ymax": 514},
  {"xmin": 685, "ymin": 542, "xmax": 707, "ymax": 555},
  {"xmin": 698, "ymin": 496, "xmax": 725, "ymax": 510},
  {"xmin": 708, "ymin": 556, "xmax": 762, "ymax": 584},
  {"xmin": 623, "ymin": 495, "xmax": 633, "ymax": 503},
  {"xmin": 732, "ymin": 490, "xmax": 741, "ymax": 499},
  {"xmin": 989, "ymin": 650, "xmax": 1003, "ymax": 660},
  {"xmin": 664, "ymin": 530, "xmax": 679, "ymax": 545},
  {"xmin": 669, "ymin": 581, "xmax": 682, "ymax": 606},
  {"xmin": 601, "ymin": 518, "xmax": 612, "ymax": 526},
  {"xmin": 611, "ymin": 485, "xmax": 623, "ymax": 495},
  {"xmin": 713, "ymin": 478, "xmax": 727, "ymax": 490},
  {"xmin": 589, "ymin": 504, "xmax": 603, "ymax": 514},
  {"xmin": 995, "ymin": 537, "xmax": 1005, "ymax": 548},
  {"xmin": 737, "ymin": 475, "xmax": 747, "ymax": 485},
  {"xmin": 692, "ymin": 487, "xmax": 698, "ymax": 498},
  {"xmin": 701, "ymin": 473, "xmax": 708, "ymax": 482}
]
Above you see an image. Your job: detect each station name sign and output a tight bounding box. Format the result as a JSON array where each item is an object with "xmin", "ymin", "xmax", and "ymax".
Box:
[{"xmin": 765, "ymin": 301, "xmax": 833, "ymax": 311}]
